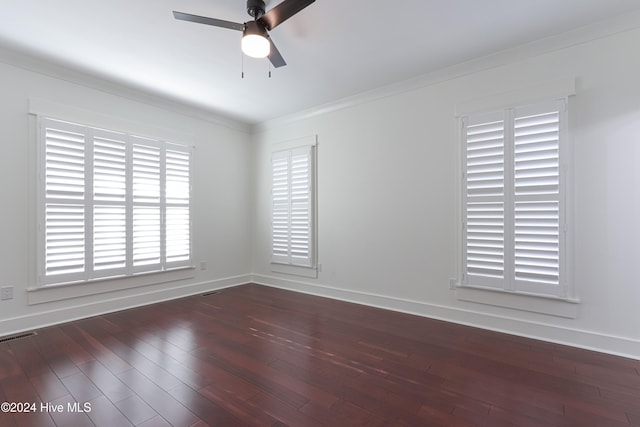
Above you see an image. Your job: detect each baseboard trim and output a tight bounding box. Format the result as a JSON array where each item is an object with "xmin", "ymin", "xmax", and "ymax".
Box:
[
  {"xmin": 0, "ymin": 274, "xmax": 252, "ymax": 338},
  {"xmin": 5, "ymin": 273, "xmax": 638, "ymax": 361},
  {"xmin": 251, "ymin": 274, "xmax": 640, "ymax": 360}
]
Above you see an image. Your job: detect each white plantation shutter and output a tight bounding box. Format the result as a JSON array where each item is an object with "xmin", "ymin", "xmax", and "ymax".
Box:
[
  {"xmin": 462, "ymin": 100, "xmax": 566, "ymax": 298},
  {"xmin": 271, "ymin": 144, "xmax": 315, "ymax": 267},
  {"xmin": 41, "ymin": 124, "xmax": 86, "ymax": 278},
  {"xmin": 43, "ymin": 120, "xmax": 87, "ymax": 282},
  {"xmin": 513, "ymin": 104, "xmax": 562, "ymax": 295},
  {"xmin": 290, "ymin": 149, "xmax": 312, "ymax": 265},
  {"xmin": 463, "ymin": 112, "xmax": 505, "ymax": 289},
  {"xmin": 93, "ymin": 131, "xmax": 127, "ymax": 273},
  {"xmin": 165, "ymin": 148, "xmax": 191, "ymax": 264},
  {"xmin": 132, "ymin": 140, "xmax": 162, "ymax": 269},
  {"xmin": 271, "ymin": 151, "xmax": 291, "ymax": 263},
  {"xmin": 38, "ymin": 117, "xmax": 192, "ymax": 287}
]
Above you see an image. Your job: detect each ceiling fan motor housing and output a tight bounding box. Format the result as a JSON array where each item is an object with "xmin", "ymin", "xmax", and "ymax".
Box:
[{"xmin": 246, "ymin": 0, "xmax": 266, "ymax": 19}]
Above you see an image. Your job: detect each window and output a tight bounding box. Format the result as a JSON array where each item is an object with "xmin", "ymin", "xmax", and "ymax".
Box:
[
  {"xmin": 461, "ymin": 99, "xmax": 569, "ymax": 299},
  {"xmin": 37, "ymin": 117, "xmax": 192, "ymax": 287},
  {"xmin": 271, "ymin": 139, "xmax": 316, "ymax": 269}
]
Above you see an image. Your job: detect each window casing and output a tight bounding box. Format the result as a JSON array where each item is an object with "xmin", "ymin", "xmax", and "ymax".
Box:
[
  {"xmin": 37, "ymin": 117, "xmax": 192, "ymax": 287},
  {"xmin": 461, "ymin": 99, "xmax": 569, "ymax": 299},
  {"xmin": 270, "ymin": 142, "xmax": 316, "ymax": 269}
]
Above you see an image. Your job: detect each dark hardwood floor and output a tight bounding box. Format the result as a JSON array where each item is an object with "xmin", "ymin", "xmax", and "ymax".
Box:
[{"xmin": 0, "ymin": 283, "xmax": 638, "ymax": 426}]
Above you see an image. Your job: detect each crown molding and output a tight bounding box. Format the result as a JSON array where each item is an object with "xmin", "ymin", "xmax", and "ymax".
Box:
[
  {"xmin": 3, "ymin": 6, "xmax": 640, "ymax": 136},
  {"xmin": 253, "ymin": 9, "xmax": 640, "ymax": 134},
  {"xmin": 0, "ymin": 42, "xmax": 252, "ymax": 134}
]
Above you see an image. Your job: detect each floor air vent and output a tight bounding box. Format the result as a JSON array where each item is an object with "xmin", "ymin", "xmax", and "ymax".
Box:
[
  {"xmin": 0, "ymin": 331, "xmax": 37, "ymax": 343},
  {"xmin": 201, "ymin": 291, "xmax": 220, "ymax": 297}
]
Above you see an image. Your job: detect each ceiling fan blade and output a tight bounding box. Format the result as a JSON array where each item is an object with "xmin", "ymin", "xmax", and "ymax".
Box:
[
  {"xmin": 259, "ymin": 0, "xmax": 316, "ymax": 30},
  {"xmin": 267, "ymin": 36, "xmax": 287, "ymax": 68},
  {"xmin": 173, "ymin": 11, "xmax": 244, "ymax": 31}
]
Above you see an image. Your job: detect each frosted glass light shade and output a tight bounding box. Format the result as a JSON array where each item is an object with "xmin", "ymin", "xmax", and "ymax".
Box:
[{"xmin": 242, "ymin": 34, "xmax": 270, "ymax": 58}]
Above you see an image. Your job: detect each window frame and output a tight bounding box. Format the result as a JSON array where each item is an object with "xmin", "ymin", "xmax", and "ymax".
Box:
[
  {"xmin": 455, "ymin": 85, "xmax": 577, "ymax": 308},
  {"xmin": 461, "ymin": 99, "xmax": 568, "ymax": 298},
  {"xmin": 270, "ymin": 135, "xmax": 317, "ymax": 277},
  {"xmin": 35, "ymin": 116, "xmax": 194, "ymax": 289}
]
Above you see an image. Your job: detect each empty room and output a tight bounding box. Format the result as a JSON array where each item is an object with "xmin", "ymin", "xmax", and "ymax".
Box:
[{"xmin": 1, "ymin": 0, "xmax": 640, "ymax": 426}]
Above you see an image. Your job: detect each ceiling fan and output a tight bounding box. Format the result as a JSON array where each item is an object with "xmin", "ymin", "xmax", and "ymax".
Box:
[{"xmin": 173, "ymin": 0, "xmax": 316, "ymax": 68}]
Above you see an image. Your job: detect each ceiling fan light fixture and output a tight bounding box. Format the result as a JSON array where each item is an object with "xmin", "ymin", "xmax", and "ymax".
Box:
[
  {"xmin": 242, "ymin": 34, "xmax": 270, "ymax": 58},
  {"xmin": 242, "ymin": 21, "xmax": 270, "ymax": 58},
  {"xmin": 174, "ymin": 0, "xmax": 316, "ymax": 67}
]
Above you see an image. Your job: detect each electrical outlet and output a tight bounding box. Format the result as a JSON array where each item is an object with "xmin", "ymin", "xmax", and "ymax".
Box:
[
  {"xmin": 199, "ymin": 261, "xmax": 208, "ymax": 271},
  {"xmin": 1, "ymin": 286, "xmax": 14, "ymax": 300},
  {"xmin": 449, "ymin": 278, "xmax": 457, "ymax": 290}
]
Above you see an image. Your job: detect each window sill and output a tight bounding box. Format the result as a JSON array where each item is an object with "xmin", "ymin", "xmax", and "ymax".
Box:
[
  {"xmin": 454, "ymin": 285, "xmax": 579, "ymax": 319},
  {"xmin": 271, "ymin": 263, "xmax": 318, "ymax": 279},
  {"xmin": 28, "ymin": 267, "xmax": 195, "ymax": 305}
]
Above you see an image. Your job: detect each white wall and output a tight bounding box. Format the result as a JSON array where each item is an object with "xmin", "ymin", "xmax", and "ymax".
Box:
[
  {"xmin": 1, "ymin": 22, "xmax": 639, "ymax": 360},
  {"xmin": 251, "ymin": 27, "xmax": 640, "ymax": 359},
  {"xmin": 0, "ymin": 58, "xmax": 253, "ymax": 335}
]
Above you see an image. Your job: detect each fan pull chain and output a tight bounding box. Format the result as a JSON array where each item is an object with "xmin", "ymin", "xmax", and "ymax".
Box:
[
  {"xmin": 241, "ymin": 53, "xmax": 245, "ymax": 79},
  {"xmin": 268, "ymin": 60, "xmax": 271, "ymax": 78}
]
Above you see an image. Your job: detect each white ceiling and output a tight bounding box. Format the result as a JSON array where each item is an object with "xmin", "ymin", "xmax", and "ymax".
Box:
[{"xmin": 1, "ymin": 0, "xmax": 640, "ymax": 124}]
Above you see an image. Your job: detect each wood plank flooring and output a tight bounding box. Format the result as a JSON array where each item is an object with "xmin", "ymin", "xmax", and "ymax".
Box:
[{"xmin": 1, "ymin": 283, "xmax": 638, "ymax": 426}]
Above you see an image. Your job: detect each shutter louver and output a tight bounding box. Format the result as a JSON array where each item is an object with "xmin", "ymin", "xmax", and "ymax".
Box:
[
  {"xmin": 166, "ymin": 150, "xmax": 190, "ymax": 204},
  {"xmin": 93, "ymin": 205, "xmax": 126, "ymax": 270},
  {"xmin": 514, "ymin": 111, "xmax": 559, "ymax": 196},
  {"xmin": 514, "ymin": 109, "xmax": 560, "ymax": 286},
  {"xmin": 93, "ymin": 133, "xmax": 127, "ymax": 272},
  {"xmin": 466, "ymin": 202, "xmax": 504, "ymax": 278},
  {"xmin": 132, "ymin": 144, "xmax": 160, "ymax": 203},
  {"xmin": 132, "ymin": 206, "xmax": 160, "ymax": 266},
  {"xmin": 466, "ymin": 120, "xmax": 505, "ymax": 197},
  {"xmin": 43, "ymin": 120, "xmax": 86, "ymax": 280},
  {"xmin": 464, "ymin": 118, "xmax": 505, "ymax": 284},
  {"xmin": 271, "ymin": 152, "xmax": 290, "ymax": 263},
  {"xmin": 45, "ymin": 126, "xmax": 85, "ymax": 200},
  {"xmin": 45, "ymin": 204, "xmax": 85, "ymax": 276},
  {"xmin": 94, "ymin": 135, "xmax": 126, "ymax": 202},
  {"xmin": 132, "ymin": 143, "xmax": 161, "ymax": 267},
  {"xmin": 290, "ymin": 149, "xmax": 311, "ymax": 265},
  {"xmin": 514, "ymin": 201, "xmax": 559, "ymax": 284},
  {"xmin": 166, "ymin": 207, "xmax": 190, "ymax": 263},
  {"xmin": 166, "ymin": 150, "xmax": 191, "ymax": 264}
]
